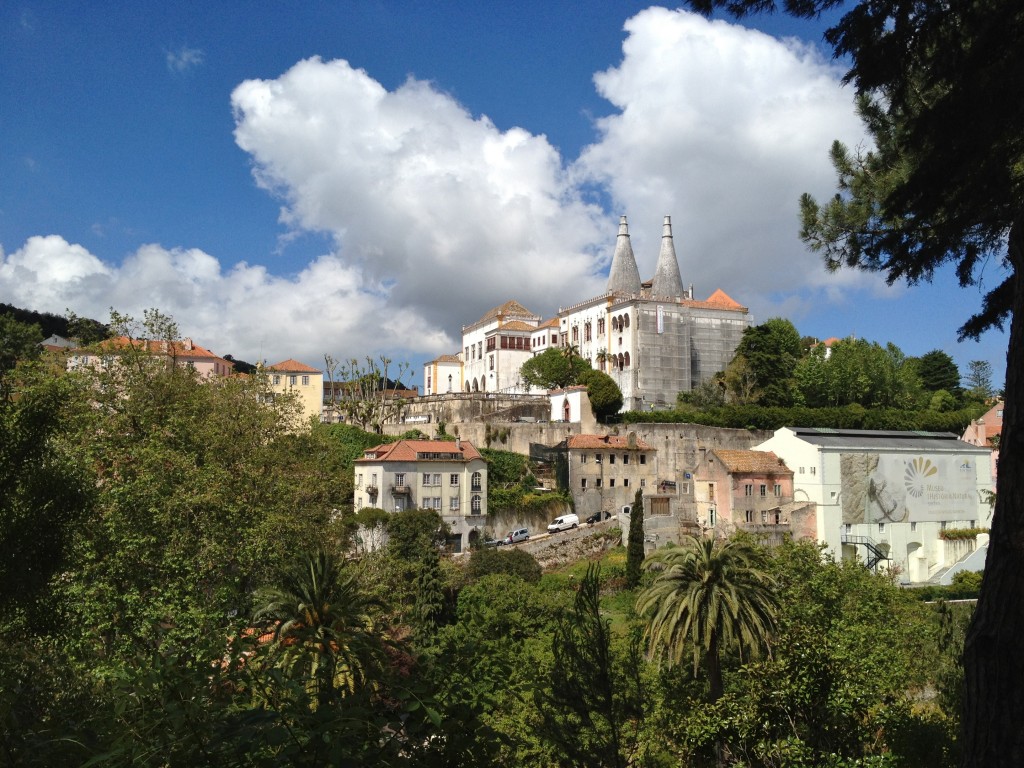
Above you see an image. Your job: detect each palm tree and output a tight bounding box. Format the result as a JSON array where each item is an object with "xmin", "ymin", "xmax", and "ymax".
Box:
[
  {"xmin": 636, "ymin": 535, "xmax": 778, "ymax": 702},
  {"xmin": 254, "ymin": 551, "xmax": 387, "ymax": 707}
]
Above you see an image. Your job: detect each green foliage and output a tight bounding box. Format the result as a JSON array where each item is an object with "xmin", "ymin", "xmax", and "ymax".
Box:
[
  {"xmin": 623, "ymin": 401, "xmax": 982, "ymax": 434},
  {"xmin": 578, "ymin": 367, "xmax": 624, "ymax": 420},
  {"xmin": 727, "ymin": 317, "xmax": 803, "ymax": 406},
  {"xmin": 638, "ymin": 535, "xmax": 778, "ymax": 702},
  {"xmin": 794, "ymin": 337, "xmax": 920, "ymax": 409},
  {"xmin": 535, "ymin": 564, "xmax": 651, "ymax": 768},
  {"xmin": 385, "ymin": 508, "xmax": 450, "ymax": 560},
  {"xmin": 466, "ymin": 547, "xmax": 542, "ymax": 584},
  {"xmin": 916, "ymin": 350, "xmax": 961, "ymax": 394},
  {"xmin": 625, "ymin": 489, "xmax": 645, "ymax": 589},
  {"xmin": 520, "ymin": 347, "xmax": 582, "ymax": 390},
  {"xmin": 0, "ymin": 313, "xmax": 43, "ymax": 371},
  {"xmin": 965, "ymin": 360, "xmax": 995, "ymax": 399},
  {"xmin": 939, "ymin": 527, "xmax": 989, "ymax": 541}
]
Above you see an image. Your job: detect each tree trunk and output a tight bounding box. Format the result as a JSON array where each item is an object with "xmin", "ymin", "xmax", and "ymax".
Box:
[{"xmin": 961, "ymin": 215, "xmax": 1024, "ymax": 767}]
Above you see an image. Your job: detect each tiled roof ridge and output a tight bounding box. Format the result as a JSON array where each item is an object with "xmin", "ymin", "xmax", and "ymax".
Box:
[{"xmin": 267, "ymin": 359, "xmax": 321, "ymax": 373}]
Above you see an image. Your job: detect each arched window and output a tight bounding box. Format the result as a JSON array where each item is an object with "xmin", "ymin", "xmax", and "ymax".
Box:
[
  {"xmin": 472, "ymin": 378, "xmax": 479, "ymax": 392},
  {"xmin": 471, "ymin": 495, "xmax": 481, "ymax": 513},
  {"xmin": 465, "ymin": 381, "xmax": 471, "ymax": 393},
  {"xmin": 618, "ymin": 353, "xmax": 625, "ymax": 370},
  {"xmin": 623, "ymin": 351, "xmax": 630, "ymax": 368},
  {"xmin": 472, "ymin": 471, "xmax": 482, "ymax": 491},
  {"xmin": 623, "ymin": 314, "xmax": 630, "ymax": 328},
  {"xmin": 563, "ymin": 398, "xmax": 571, "ymax": 421},
  {"xmin": 447, "ymin": 374, "xmax": 453, "ymax": 392}
]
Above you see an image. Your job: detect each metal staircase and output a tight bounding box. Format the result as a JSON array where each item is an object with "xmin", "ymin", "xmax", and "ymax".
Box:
[{"xmin": 841, "ymin": 531, "xmax": 889, "ymax": 571}]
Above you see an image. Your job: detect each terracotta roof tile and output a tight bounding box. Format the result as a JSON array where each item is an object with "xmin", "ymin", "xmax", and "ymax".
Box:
[
  {"xmin": 567, "ymin": 434, "xmax": 653, "ymax": 451},
  {"xmin": 473, "ymin": 299, "xmax": 536, "ymax": 325},
  {"xmin": 498, "ymin": 319, "xmax": 537, "ymax": 332},
  {"xmin": 77, "ymin": 336, "xmax": 231, "ymax": 364},
  {"xmin": 430, "ymin": 354, "xmax": 462, "ymax": 363},
  {"xmin": 684, "ymin": 289, "xmax": 746, "ymax": 311},
  {"xmin": 711, "ymin": 449, "xmax": 791, "ymax": 474},
  {"xmin": 355, "ymin": 439, "xmax": 483, "ymax": 463},
  {"xmin": 267, "ymin": 359, "xmax": 321, "ymax": 373}
]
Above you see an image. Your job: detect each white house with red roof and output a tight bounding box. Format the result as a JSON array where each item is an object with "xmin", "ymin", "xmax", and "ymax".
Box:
[{"xmin": 353, "ymin": 438, "xmax": 488, "ymax": 552}]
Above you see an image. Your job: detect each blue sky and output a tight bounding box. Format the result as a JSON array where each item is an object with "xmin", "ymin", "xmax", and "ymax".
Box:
[{"xmin": 0, "ymin": 2, "xmax": 1008, "ymax": 390}]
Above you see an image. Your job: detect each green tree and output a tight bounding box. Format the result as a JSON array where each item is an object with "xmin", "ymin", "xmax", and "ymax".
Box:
[
  {"xmin": 466, "ymin": 547, "xmax": 542, "ymax": 583},
  {"xmin": 254, "ymin": 550, "xmax": 387, "ymax": 706},
  {"xmin": 917, "ymin": 350, "xmax": 961, "ymax": 394},
  {"xmin": 682, "ymin": 1, "xmax": 1024, "ymax": 760},
  {"xmin": 795, "ymin": 336, "xmax": 918, "ymax": 408},
  {"xmin": 578, "ymin": 367, "xmax": 624, "ymax": 420},
  {"xmin": 520, "ymin": 347, "xmax": 589, "ymax": 390},
  {"xmin": 535, "ymin": 564, "xmax": 649, "ymax": 768},
  {"xmin": 728, "ymin": 318, "xmax": 803, "ymax": 406},
  {"xmin": 412, "ymin": 545, "xmax": 448, "ymax": 646},
  {"xmin": 966, "ymin": 360, "xmax": 995, "ymax": 400},
  {"xmin": 625, "ymin": 489, "xmax": 645, "ymax": 589},
  {"xmin": 0, "ymin": 314, "xmax": 43, "ymax": 397},
  {"xmin": 637, "ymin": 535, "xmax": 778, "ymax": 702}
]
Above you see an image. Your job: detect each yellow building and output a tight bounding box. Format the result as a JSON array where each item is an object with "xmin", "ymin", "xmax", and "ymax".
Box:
[{"xmin": 265, "ymin": 359, "xmax": 323, "ymax": 428}]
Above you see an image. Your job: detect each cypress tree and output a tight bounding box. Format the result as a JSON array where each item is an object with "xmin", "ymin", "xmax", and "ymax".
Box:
[{"xmin": 625, "ymin": 489, "xmax": 645, "ymax": 589}]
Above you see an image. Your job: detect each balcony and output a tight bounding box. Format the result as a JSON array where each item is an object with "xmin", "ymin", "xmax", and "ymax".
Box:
[
  {"xmin": 366, "ymin": 485, "xmax": 378, "ymax": 497},
  {"xmin": 391, "ymin": 484, "xmax": 412, "ymax": 495}
]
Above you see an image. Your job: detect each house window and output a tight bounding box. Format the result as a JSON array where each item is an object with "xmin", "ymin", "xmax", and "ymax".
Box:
[
  {"xmin": 640, "ymin": 455, "xmax": 646, "ymax": 464},
  {"xmin": 775, "ymin": 511, "xmax": 782, "ymax": 524},
  {"xmin": 433, "ymin": 473, "xmax": 441, "ymax": 486},
  {"xmin": 580, "ymin": 454, "xmax": 588, "ymax": 464},
  {"xmin": 745, "ymin": 510, "xmax": 754, "ymax": 523},
  {"xmin": 681, "ymin": 482, "xmax": 689, "ymax": 494},
  {"xmin": 449, "ymin": 497, "xmax": 460, "ymax": 511},
  {"xmin": 598, "ymin": 318, "xmax": 605, "ymax": 334},
  {"xmin": 911, "ymin": 522, "xmax": 917, "ymax": 531},
  {"xmin": 489, "ymin": 355, "xmax": 494, "ymax": 371},
  {"xmin": 708, "ymin": 508, "xmax": 716, "ymax": 527},
  {"xmin": 572, "ymin": 326, "xmax": 579, "ymax": 342},
  {"xmin": 581, "ymin": 478, "xmax": 587, "ymax": 489},
  {"xmin": 623, "ymin": 478, "xmax": 630, "ymax": 487},
  {"xmin": 273, "ymin": 375, "xmax": 281, "ymax": 385},
  {"xmin": 472, "ymin": 471, "xmax": 482, "ymax": 491},
  {"xmin": 640, "ymin": 479, "xmax": 646, "ymax": 487},
  {"xmin": 878, "ymin": 522, "xmax": 885, "ymax": 533},
  {"xmin": 708, "ymin": 483, "xmax": 715, "ymax": 501},
  {"xmin": 395, "ymin": 473, "xmax": 405, "ymax": 488},
  {"xmin": 810, "ymin": 466, "xmax": 816, "ymax": 475},
  {"xmin": 471, "ymin": 495, "xmax": 481, "ymax": 513},
  {"xmin": 609, "ymin": 479, "xmax": 615, "ymax": 487},
  {"xmin": 450, "ymin": 474, "xmax": 459, "ymax": 486},
  {"xmin": 761, "ymin": 510, "xmax": 768, "ymax": 523},
  {"xmin": 371, "ymin": 473, "xmax": 377, "ymax": 488},
  {"xmin": 584, "ymin": 322, "xmax": 592, "ymax": 341},
  {"xmin": 357, "ymin": 473, "xmax": 363, "ymax": 488},
  {"xmin": 799, "ymin": 467, "xmax": 805, "ymax": 474},
  {"xmin": 760, "ymin": 484, "xmax": 767, "ymax": 497},
  {"xmin": 774, "ymin": 484, "xmax": 782, "ymax": 496},
  {"xmin": 596, "ymin": 478, "xmax": 603, "ymax": 488},
  {"xmin": 465, "ymin": 346, "xmax": 469, "ymax": 358},
  {"xmin": 302, "ymin": 375, "xmax": 310, "ymax": 386},
  {"xmin": 744, "ymin": 484, "xmax": 753, "ymax": 496},
  {"xmin": 623, "ymin": 454, "xmax": 630, "ymax": 465},
  {"xmin": 609, "ymin": 455, "xmax": 616, "ymax": 465},
  {"xmin": 289, "ymin": 375, "xmax": 297, "ymax": 386},
  {"xmin": 422, "ymin": 473, "xmax": 431, "ymax": 486}
]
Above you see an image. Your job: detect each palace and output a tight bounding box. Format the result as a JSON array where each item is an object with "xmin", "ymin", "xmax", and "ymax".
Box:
[{"xmin": 424, "ymin": 215, "xmax": 752, "ymax": 411}]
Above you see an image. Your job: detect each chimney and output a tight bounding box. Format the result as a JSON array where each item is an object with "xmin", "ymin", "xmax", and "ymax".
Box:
[
  {"xmin": 456, "ymin": 438, "xmax": 462, "ymax": 451},
  {"xmin": 184, "ymin": 337, "xmax": 193, "ymax": 351}
]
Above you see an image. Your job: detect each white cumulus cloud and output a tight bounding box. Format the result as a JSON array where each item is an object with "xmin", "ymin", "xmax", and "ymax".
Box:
[{"xmin": 574, "ymin": 7, "xmax": 876, "ymax": 322}]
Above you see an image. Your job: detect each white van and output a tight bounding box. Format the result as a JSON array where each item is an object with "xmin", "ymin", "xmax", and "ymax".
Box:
[{"xmin": 547, "ymin": 513, "xmax": 580, "ymax": 533}]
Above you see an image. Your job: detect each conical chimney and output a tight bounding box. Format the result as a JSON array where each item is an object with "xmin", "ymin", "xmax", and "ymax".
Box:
[
  {"xmin": 651, "ymin": 215, "xmax": 685, "ymax": 299},
  {"xmin": 606, "ymin": 215, "xmax": 642, "ymax": 295}
]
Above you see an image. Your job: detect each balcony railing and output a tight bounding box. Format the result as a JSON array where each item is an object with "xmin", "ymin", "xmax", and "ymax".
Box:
[{"xmin": 391, "ymin": 485, "xmax": 411, "ymax": 495}]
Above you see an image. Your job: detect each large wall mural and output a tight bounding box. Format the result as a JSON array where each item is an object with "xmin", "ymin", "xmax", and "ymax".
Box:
[{"xmin": 840, "ymin": 453, "xmax": 980, "ymax": 524}]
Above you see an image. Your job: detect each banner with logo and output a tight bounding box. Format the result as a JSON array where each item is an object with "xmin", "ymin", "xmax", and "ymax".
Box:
[{"xmin": 839, "ymin": 453, "xmax": 980, "ymax": 524}]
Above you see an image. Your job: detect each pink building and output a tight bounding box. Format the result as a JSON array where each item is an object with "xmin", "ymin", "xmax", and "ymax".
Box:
[
  {"xmin": 68, "ymin": 336, "xmax": 233, "ymax": 378},
  {"xmin": 962, "ymin": 401, "xmax": 1003, "ymax": 489}
]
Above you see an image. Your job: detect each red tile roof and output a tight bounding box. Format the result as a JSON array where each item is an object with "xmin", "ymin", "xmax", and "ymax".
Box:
[
  {"xmin": 429, "ymin": 354, "xmax": 462, "ymax": 364},
  {"xmin": 711, "ymin": 449, "xmax": 791, "ymax": 474},
  {"xmin": 499, "ymin": 320, "xmax": 538, "ymax": 332},
  {"xmin": 267, "ymin": 359, "xmax": 321, "ymax": 373},
  {"xmin": 78, "ymin": 336, "xmax": 230, "ymax": 363},
  {"xmin": 355, "ymin": 439, "xmax": 483, "ymax": 463},
  {"xmin": 567, "ymin": 434, "xmax": 653, "ymax": 451},
  {"xmin": 685, "ymin": 289, "xmax": 747, "ymax": 311}
]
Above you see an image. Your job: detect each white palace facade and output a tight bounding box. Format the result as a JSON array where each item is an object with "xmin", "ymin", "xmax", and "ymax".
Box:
[{"xmin": 424, "ymin": 215, "xmax": 752, "ymax": 411}]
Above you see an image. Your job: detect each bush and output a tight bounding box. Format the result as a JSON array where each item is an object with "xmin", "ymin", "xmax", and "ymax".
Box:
[{"xmin": 467, "ymin": 548, "xmax": 542, "ymax": 584}]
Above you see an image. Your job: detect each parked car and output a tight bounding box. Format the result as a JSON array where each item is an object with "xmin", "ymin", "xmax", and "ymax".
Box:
[
  {"xmin": 585, "ymin": 511, "xmax": 612, "ymax": 525},
  {"xmin": 483, "ymin": 537, "xmax": 502, "ymax": 548},
  {"xmin": 547, "ymin": 513, "xmax": 580, "ymax": 533},
  {"xmin": 505, "ymin": 528, "xmax": 530, "ymax": 544}
]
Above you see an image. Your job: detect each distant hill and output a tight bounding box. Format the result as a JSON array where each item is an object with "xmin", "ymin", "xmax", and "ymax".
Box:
[
  {"xmin": 2, "ymin": 303, "xmax": 262, "ymax": 374},
  {"xmin": 0, "ymin": 303, "xmax": 108, "ymax": 342}
]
